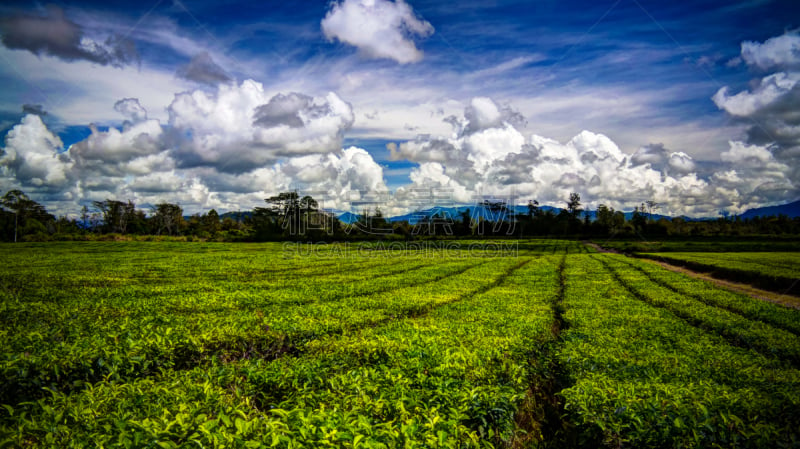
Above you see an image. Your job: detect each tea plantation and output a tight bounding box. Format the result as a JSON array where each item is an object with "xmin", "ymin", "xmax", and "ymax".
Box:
[{"xmin": 1, "ymin": 241, "xmax": 798, "ymax": 448}]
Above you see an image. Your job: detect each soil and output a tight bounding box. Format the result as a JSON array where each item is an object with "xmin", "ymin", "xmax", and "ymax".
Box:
[{"xmin": 584, "ymin": 241, "xmax": 620, "ymax": 254}]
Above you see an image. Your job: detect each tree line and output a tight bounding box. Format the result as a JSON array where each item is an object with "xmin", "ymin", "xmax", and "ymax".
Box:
[{"xmin": 1, "ymin": 189, "xmax": 799, "ymax": 242}]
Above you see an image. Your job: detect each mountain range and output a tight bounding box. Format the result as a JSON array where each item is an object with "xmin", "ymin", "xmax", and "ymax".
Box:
[
  {"xmin": 220, "ymin": 199, "xmax": 800, "ymax": 224},
  {"xmin": 738, "ymin": 199, "xmax": 800, "ymax": 219},
  {"xmin": 334, "ymin": 199, "xmax": 800, "ymax": 224}
]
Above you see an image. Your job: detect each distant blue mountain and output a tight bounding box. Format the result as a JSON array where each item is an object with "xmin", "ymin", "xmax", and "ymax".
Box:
[
  {"xmin": 739, "ymin": 199, "xmax": 800, "ymax": 219},
  {"xmin": 379, "ymin": 205, "xmax": 675, "ymax": 224},
  {"xmin": 231, "ymin": 199, "xmax": 800, "ymax": 226},
  {"xmin": 389, "ymin": 205, "xmax": 502, "ymax": 225},
  {"xmin": 342, "ymin": 204, "xmax": 560, "ymax": 225},
  {"xmin": 336, "ymin": 211, "xmax": 362, "ymax": 224}
]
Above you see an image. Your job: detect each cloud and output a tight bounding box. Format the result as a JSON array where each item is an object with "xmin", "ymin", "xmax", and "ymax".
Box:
[
  {"xmin": 667, "ymin": 152, "xmax": 696, "ymax": 174},
  {"xmin": 631, "ymin": 143, "xmax": 668, "ymax": 167},
  {"xmin": 465, "ymin": 124, "xmax": 526, "ymax": 171},
  {"xmin": 0, "ymin": 74, "xmax": 794, "ymax": 218},
  {"xmin": 713, "ymin": 72, "xmax": 800, "ymax": 157},
  {"xmin": 468, "ymin": 56, "xmax": 543, "ymax": 79},
  {"xmin": 712, "ymin": 141, "xmax": 794, "ymax": 210},
  {"xmin": 176, "ymin": 52, "xmax": 232, "ymax": 86},
  {"xmin": 0, "ymin": 81, "xmax": 384, "ymax": 215},
  {"xmin": 740, "ymin": 32, "xmax": 800, "ymax": 71},
  {"xmin": 66, "ymin": 98, "xmax": 164, "ymax": 172},
  {"xmin": 720, "ymin": 140, "xmax": 774, "ymax": 164},
  {"xmin": 714, "ymin": 31, "xmax": 800, "ymax": 180},
  {"xmin": 713, "ymin": 72, "xmax": 800, "ymax": 118},
  {"xmin": 321, "ymin": 0, "xmax": 434, "ymax": 64},
  {"xmin": 387, "ymin": 96, "xmax": 794, "ymax": 216},
  {"xmin": 253, "ymin": 93, "xmax": 323, "ymax": 128},
  {"xmin": 0, "ymin": 45, "xmax": 190, "ymax": 125},
  {"xmin": 389, "ymin": 97, "xmax": 526, "ymax": 168},
  {"xmin": 69, "ymin": 119, "xmax": 165, "ymax": 168},
  {"xmin": 0, "ymin": 114, "xmax": 72, "ymax": 191},
  {"xmin": 21, "ymin": 104, "xmax": 46, "ymax": 116},
  {"xmin": 461, "ymin": 97, "xmax": 526, "ymax": 136},
  {"xmin": 388, "ymin": 136, "xmax": 459, "ymax": 163},
  {"xmin": 280, "ymin": 146, "xmax": 387, "ymax": 196},
  {"xmin": 114, "ymin": 98, "xmax": 148, "ymax": 123},
  {"xmin": 178, "ymin": 145, "xmax": 388, "ymax": 213},
  {"xmin": 168, "ymin": 80, "xmax": 354, "ymax": 172},
  {"xmin": 0, "ymin": 6, "xmax": 138, "ymax": 67},
  {"xmin": 630, "ymin": 143, "xmax": 696, "ymax": 174}
]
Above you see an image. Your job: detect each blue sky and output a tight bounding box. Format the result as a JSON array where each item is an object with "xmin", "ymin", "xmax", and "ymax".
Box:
[{"xmin": 0, "ymin": 0, "xmax": 798, "ymax": 216}]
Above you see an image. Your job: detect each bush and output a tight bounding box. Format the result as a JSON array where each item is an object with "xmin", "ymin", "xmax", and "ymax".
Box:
[{"xmin": 21, "ymin": 232, "xmax": 50, "ymax": 242}]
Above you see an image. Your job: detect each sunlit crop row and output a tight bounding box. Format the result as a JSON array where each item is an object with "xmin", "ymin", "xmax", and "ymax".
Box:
[
  {"xmin": 1, "ymin": 241, "xmax": 799, "ymax": 447},
  {"xmin": 560, "ymin": 255, "xmax": 800, "ymax": 447}
]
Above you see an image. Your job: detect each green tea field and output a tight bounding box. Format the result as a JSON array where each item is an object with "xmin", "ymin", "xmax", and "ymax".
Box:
[{"xmin": 1, "ymin": 241, "xmax": 799, "ymax": 448}]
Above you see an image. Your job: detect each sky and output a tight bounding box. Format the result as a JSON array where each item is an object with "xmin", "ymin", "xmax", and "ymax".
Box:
[{"xmin": 0, "ymin": 0, "xmax": 799, "ymax": 217}]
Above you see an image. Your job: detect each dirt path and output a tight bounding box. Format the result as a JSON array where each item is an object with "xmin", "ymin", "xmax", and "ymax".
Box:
[
  {"xmin": 642, "ymin": 258, "xmax": 800, "ymax": 310},
  {"xmin": 583, "ymin": 241, "xmax": 620, "ymax": 254},
  {"xmin": 586, "ymin": 241, "xmax": 800, "ymax": 310}
]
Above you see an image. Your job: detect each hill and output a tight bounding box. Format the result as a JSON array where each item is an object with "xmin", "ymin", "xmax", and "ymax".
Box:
[{"xmin": 740, "ymin": 199, "xmax": 800, "ymax": 219}]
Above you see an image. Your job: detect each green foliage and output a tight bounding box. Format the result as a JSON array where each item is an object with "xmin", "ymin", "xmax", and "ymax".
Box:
[
  {"xmin": 1, "ymin": 241, "xmax": 799, "ymax": 447},
  {"xmin": 599, "ymin": 238, "xmax": 800, "ymax": 253},
  {"xmin": 641, "ymin": 252, "xmax": 800, "ymax": 280},
  {"xmin": 637, "ymin": 251, "xmax": 800, "ymax": 295},
  {"xmin": 559, "ymin": 255, "xmax": 800, "ymax": 448}
]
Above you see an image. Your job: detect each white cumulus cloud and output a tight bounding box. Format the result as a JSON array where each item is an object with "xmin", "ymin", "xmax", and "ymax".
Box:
[
  {"xmin": 740, "ymin": 32, "xmax": 800, "ymax": 71},
  {"xmin": 387, "ymin": 96, "xmax": 796, "ymax": 217},
  {"xmin": 0, "ymin": 83, "xmax": 384, "ymax": 215},
  {"xmin": 712, "ymin": 72, "xmax": 800, "ymax": 117},
  {"xmin": 70, "ymin": 119, "xmax": 164, "ymax": 166},
  {"xmin": 321, "ymin": 0, "xmax": 434, "ymax": 64},
  {"xmin": 0, "ymin": 114, "xmax": 72, "ymax": 190},
  {"xmin": 714, "ymin": 31, "xmax": 800, "ymax": 191},
  {"xmin": 168, "ymin": 81, "xmax": 355, "ymax": 172}
]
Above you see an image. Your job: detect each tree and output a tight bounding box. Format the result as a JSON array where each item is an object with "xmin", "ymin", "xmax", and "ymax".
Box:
[
  {"xmin": 300, "ymin": 195, "xmax": 318, "ymax": 213},
  {"xmin": 203, "ymin": 209, "xmax": 221, "ymax": 234},
  {"xmin": 631, "ymin": 205, "xmax": 646, "ymax": 230},
  {"xmin": 93, "ymin": 199, "xmax": 137, "ymax": 234},
  {"xmin": 266, "ymin": 192, "xmax": 301, "ymax": 236},
  {"xmin": 250, "ymin": 206, "xmax": 280, "ymax": 240},
  {"xmin": 459, "ymin": 208, "xmax": 472, "ymax": 236},
  {"xmin": 1, "ymin": 190, "xmax": 52, "ymax": 242},
  {"xmin": 596, "ymin": 204, "xmax": 614, "ymax": 229},
  {"xmin": 645, "ymin": 200, "xmax": 659, "ymax": 221},
  {"xmin": 80, "ymin": 205, "xmax": 89, "ymax": 234},
  {"xmin": 371, "ymin": 207, "xmax": 390, "ymax": 232},
  {"xmin": 567, "ymin": 193, "xmax": 582, "ymax": 219},
  {"xmin": 264, "ymin": 192, "xmax": 334, "ymax": 239},
  {"xmin": 1, "ymin": 190, "xmax": 26, "ymax": 242},
  {"xmin": 527, "ymin": 199, "xmax": 539, "ymax": 218},
  {"xmin": 612, "ymin": 211, "xmax": 626, "ymax": 233},
  {"xmin": 151, "ymin": 203, "xmax": 184, "ymax": 236},
  {"xmin": 267, "ymin": 192, "xmax": 301, "ymax": 216},
  {"xmin": 564, "ymin": 192, "xmax": 583, "ymax": 233},
  {"xmin": 299, "ymin": 195, "xmax": 335, "ymax": 239},
  {"xmin": 480, "ymin": 200, "xmax": 514, "ymax": 235}
]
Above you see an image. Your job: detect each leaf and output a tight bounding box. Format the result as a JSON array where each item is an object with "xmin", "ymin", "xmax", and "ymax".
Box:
[
  {"xmin": 201, "ymin": 419, "xmax": 219, "ymax": 432},
  {"xmin": 269, "ymin": 409, "xmax": 290, "ymax": 419},
  {"xmin": 235, "ymin": 418, "xmax": 247, "ymax": 434}
]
